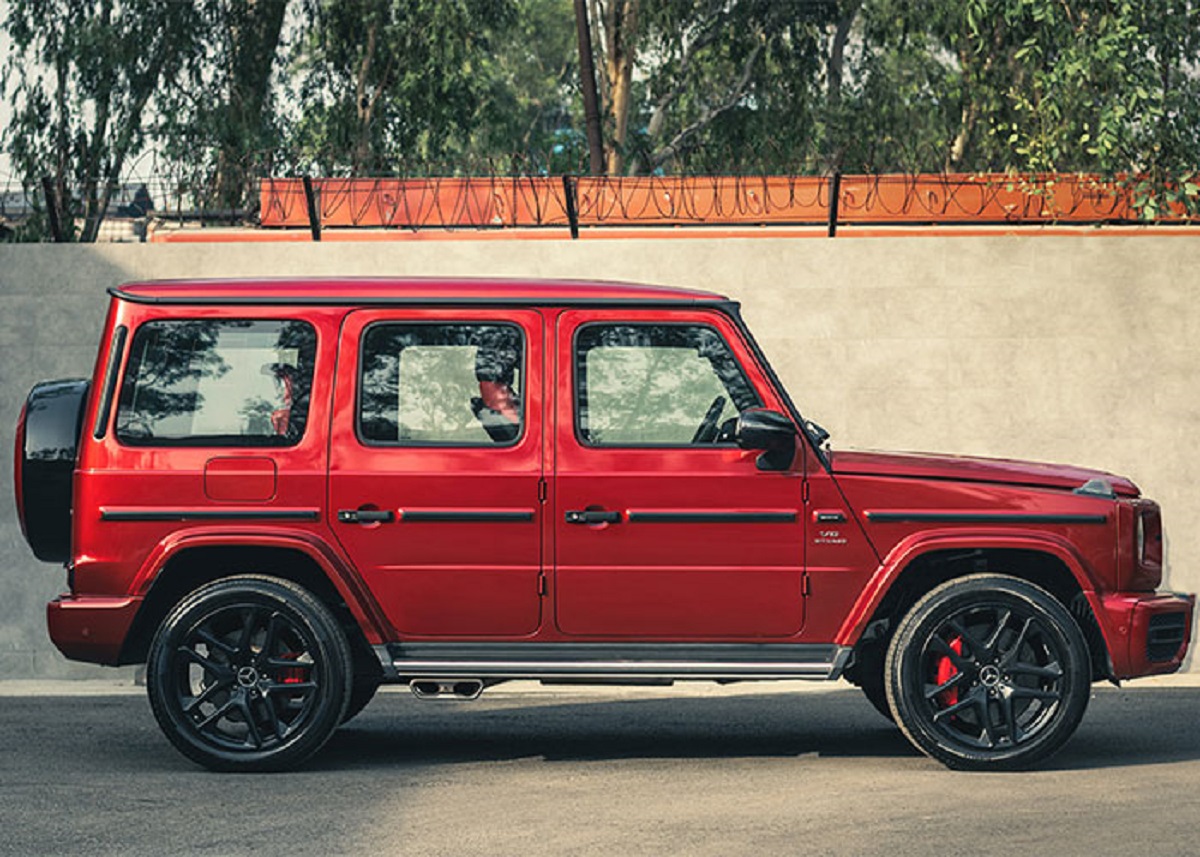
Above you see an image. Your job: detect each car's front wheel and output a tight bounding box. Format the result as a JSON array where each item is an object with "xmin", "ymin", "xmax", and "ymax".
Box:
[
  {"xmin": 147, "ymin": 575, "xmax": 353, "ymax": 772},
  {"xmin": 886, "ymin": 574, "xmax": 1091, "ymax": 771}
]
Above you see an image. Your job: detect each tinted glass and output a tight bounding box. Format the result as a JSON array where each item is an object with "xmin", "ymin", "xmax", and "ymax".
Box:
[
  {"xmin": 115, "ymin": 319, "xmax": 317, "ymax": 446},
  {"xmin": 360, "ymin": 323, "xmax": 524, "ymax": 445},
  {"xmin": 575, "ymin": 324, "xmax": 760, "ymax": 445}
]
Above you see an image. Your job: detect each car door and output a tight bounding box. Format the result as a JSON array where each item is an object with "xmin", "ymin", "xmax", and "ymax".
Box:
[
  {"xmin": 328, "ymin": 308, "xmax": 545, "ymax": 637},
  {"xmin": 552, "ymin": 308, "xmax": 807, "ymax": 638}
]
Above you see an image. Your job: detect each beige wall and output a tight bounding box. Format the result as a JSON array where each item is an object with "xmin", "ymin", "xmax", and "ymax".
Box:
[{"xmin": 0, "ymin": 235, "xmax": 1196, "ymax": 676}]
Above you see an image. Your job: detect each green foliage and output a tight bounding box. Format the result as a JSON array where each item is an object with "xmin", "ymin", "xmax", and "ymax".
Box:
[
  {"xmin": 286, "ymin": 0, "xmax": 514, "ymax": 174},
  {"xmin": 2, "ymin": 0, "xmax": 202, "ymax": 240},
  {"xmin": 3, "ymin": 0, "xmax": 1199, "ymax": 238}
]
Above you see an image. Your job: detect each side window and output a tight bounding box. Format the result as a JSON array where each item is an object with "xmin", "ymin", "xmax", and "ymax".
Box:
[
  {"xmin": 360, "ymin": 322, "xmax": 524, "ymax": 446},
  {"xmin": 115, "ymin": 319, "xmax": 317, "ymax": 447},
  {"xmin": 575, "ymin": 323, "xmax": 761, "ymax": 446}
]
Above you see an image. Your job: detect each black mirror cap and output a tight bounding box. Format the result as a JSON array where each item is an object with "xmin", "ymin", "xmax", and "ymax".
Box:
[{"xmin": 735, "ymin": 408, "xmax": 797, "ymax": 471}]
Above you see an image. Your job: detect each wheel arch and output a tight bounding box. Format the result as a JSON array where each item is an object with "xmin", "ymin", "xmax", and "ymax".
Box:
[
  {"xmin": 118, "ymin": 534, "xmax": 390, "ymax": 675},
  {"xmin": 837, "ymin": 534, "xmax": 1114, "ymax": 681}
]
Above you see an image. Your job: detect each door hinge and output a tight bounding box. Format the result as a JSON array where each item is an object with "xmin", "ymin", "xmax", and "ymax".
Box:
[
  {"xmin": 538, "ymin": 478, "xmax": 547, "ymax": 504},
  {"xmin": 802, "ymin": 480, "xmax": 811, "ymax": 504},
  {"xmin": 802, "ymin": 573, "xmax": 811, "ymax": 597},
  {"xmin": 537, "ymin": 573, "xmax": 547, "ymax": 596}
]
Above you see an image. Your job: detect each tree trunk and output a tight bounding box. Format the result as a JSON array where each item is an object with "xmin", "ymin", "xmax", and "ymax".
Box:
[
  {"xmin": 827, "ymin": 0, "xmax": 860, "ymax": 106},
  {"xmin": 574, "ymin": 0, "xmax": 605, "ymax": 174},
  {"xmin": 354, "ymin": 22, "xmax": 380, "ymax": 175},
  {"xmin": 602, "ymin": 0, "xmax": 639, "ymax": 175}
]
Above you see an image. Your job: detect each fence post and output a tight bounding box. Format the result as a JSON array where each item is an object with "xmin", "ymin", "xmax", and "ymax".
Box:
[
  {"xmin": 302, "ymin": 176, "xmax": 322, "ymax": 242},
  {"xmin": 827, "ymin": 170, "xmax": 842, "ymax": 238},
  {"xmin": 41, "ymin": 176, "xmax": 65, "ymax": 243},
  {"xmin": 562, "ymin": 175, "xmax": 580, "ymax": 240}
]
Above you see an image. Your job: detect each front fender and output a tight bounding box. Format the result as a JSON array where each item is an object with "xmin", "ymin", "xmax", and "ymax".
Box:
[{"xmin": 834, "ymin": 528, "xmax": 1101, "ymax": 648}]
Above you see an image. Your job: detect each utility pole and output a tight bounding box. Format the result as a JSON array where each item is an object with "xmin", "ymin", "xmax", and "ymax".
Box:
[{"xmin": 574, "ymin": 0, "xmax": 605, "ymax": 175}]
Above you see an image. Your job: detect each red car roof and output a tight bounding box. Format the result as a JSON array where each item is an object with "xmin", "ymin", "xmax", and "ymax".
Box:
[{"xmin": 113, "ymin": 277, "xmax": 727, "ymax": 304}]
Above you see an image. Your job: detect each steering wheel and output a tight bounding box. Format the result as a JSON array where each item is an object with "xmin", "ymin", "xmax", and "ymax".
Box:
[{"xmin": 691, "ymin": 395, "xmax": 727, "ymax": 444}]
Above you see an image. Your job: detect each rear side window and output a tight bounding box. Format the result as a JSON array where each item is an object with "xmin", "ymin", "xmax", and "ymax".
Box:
[
  {"xmin": 359, "ymin": 322, "xmax": 524, "ymax": 446},
  {"xmin": 115, "ymin": 319, "xmax": 317, "ymax": 447}
]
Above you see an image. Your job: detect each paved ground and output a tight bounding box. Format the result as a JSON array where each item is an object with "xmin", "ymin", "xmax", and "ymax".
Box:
[{"xmin": 2, "ymin": 680, "xmax": 1199, "ymax": 856}]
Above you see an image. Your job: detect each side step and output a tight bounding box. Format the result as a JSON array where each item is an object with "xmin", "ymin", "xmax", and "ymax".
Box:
[{"xmin": 376, "ymin": 643, "xmax": 851, "ymax": 683}]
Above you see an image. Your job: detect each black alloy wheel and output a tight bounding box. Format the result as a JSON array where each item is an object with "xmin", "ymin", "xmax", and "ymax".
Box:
[
  {"xmin": 886, "ymin": 574, "xmax": 1091, "ymax": 771},
  {"xmin": 147, "ymin": 576, "xmax": 352, "ymax": 772}
]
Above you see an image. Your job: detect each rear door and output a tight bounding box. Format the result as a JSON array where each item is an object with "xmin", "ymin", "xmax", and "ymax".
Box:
[
  {"xmin": 552, "ymin": 308, "xmax": 806, "ymax": 638},
  {"xmin": 328, "ymin": 309, "xmax": 545, "ymax": 637}
]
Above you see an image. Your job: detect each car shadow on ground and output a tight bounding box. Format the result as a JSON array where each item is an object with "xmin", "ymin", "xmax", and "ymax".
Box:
[{"xmin": 312, "ymin": 687, "xmax": 1200, "ymax": 773}]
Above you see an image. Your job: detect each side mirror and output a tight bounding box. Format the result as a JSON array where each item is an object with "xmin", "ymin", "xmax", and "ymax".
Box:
[{"xmin": 735, "ymin": 408, "xmax": 797, "ymax": 471}]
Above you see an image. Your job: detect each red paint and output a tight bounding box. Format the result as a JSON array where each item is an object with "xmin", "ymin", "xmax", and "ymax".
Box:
[{"xmin": 203, "ymin": 457, "xmax": 277, "ymax": 502}]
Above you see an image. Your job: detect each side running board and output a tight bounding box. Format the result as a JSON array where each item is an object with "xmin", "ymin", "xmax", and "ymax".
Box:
[{"xmin": 374, "ymin": 643, "xmax": 851, "ymax": 682}]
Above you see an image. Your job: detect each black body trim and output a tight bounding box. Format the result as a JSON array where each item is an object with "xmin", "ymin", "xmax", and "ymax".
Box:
[
  {"xmin": 100, "ymin": 508, "xmax": 321, "ymax": 522},
  {"xmin": 400, "ymin": 510, "xmax": 534, "ymax": 522},
  {"xmin": 865, "ymin": 512, "xmax": 1109, "ymax": 525},
  {"xmin": 627, "ymin": 511, "xmax": 797, "ymax": 524},
  {"xmin": 92, "ymin": 326, "xmax": 127, "ymax": 439}
]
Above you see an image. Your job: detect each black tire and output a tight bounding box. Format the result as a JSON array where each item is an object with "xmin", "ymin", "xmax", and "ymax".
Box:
[
  {"xmin": 341, "ymin": 677, "xmax": 381, "ymax": 725},
  {"xmin": 885, "ymin": 574, "xmax": 1090, "ymax": 771},
  {"xmin": 147, "ymin": 575, "xmax": 353, "ymax": 772}
]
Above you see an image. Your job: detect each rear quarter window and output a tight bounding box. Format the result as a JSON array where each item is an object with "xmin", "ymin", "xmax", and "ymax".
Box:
[{"xmin": 115, "ymin": 319, "xmax": 317, "ymax": 447}]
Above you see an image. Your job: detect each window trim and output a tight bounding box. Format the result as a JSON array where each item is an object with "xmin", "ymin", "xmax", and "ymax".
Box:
[
  {"xmin": 113, "ymin": 318, "xmax": 318, "ymax": 449},
  {"xmin": 355, "ymin": 319, "xmax": 528, "ymax": 449},
  {"xmin": 571, "ymin": 320, "xmax": 762, "ymax": 449}
]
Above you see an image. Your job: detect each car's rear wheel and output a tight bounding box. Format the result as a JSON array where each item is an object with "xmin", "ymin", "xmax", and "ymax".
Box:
[
  {"xmin": 147, "ymin": 575, "xmax": 352, "ymax": 772},
  {"xmin": 886, "ymin": 574, "xmax": 1090, "ymax": 771}
]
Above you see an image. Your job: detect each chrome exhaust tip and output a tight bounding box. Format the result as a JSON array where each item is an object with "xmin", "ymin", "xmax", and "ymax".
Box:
[{"xmin": 408, "ymin": 679, "xmax": 484, "ymax": 700}]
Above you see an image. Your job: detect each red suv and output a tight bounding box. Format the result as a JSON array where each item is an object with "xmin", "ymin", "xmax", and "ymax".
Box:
[{"xmin": 15, "ymin": 278, "xmax": 1194, "ymax": 771}]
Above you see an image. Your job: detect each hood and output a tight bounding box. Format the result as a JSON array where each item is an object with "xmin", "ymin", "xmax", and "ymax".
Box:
[{"xmin": 829, "ymin": 449, "xmax": 1139, "ymax": 498}]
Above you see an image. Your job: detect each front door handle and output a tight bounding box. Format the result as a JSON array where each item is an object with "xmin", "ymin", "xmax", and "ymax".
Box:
[
  {"xmin": 565, "ymin": 509, "xmax": 621, "ymax": 525},
  {"xmin": 338, "ymin": 509, "xmax": 395, "ymax": 524}
]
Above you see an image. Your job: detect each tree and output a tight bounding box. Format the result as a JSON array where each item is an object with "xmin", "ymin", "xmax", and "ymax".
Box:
[
  {"xmin": 288, "ymin": 0, "xmax": 514, "ymax": 174},
  {"xmin": 843, "ymin": 0, "xmax": 1200, "ymax": 192},
  {"xmin": 3, "ymin": 0, "xmax": 202, "ymax": 241},
  {"xmin": 156, "ymin": 0, "xmax": 292, "ymax": 213}
]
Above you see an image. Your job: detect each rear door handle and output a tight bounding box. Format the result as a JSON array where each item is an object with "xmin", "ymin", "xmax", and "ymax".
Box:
[
  {"xmin": 338, "ymin": 509, "xmax": 395, "ymax": 524},
  {"xmin": 565, "ymin": 509, "xmax": 621, "ymax": 525}
]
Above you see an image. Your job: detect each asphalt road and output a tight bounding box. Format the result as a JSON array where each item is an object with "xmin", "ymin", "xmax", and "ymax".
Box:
[{"xmin": 2, "ymin": 682, "xmax": 1199, "ymax": 857}]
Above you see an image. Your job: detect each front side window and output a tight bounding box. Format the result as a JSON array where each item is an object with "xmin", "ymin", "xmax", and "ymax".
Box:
[
  {"xmin": 115, "ymin": 319, "xmax": 317, "ymax": 446},
  {"xmin": 575, "ymin": 323, "xmax": 760, "ymax": 446},
  {"xmin": 360, "ymin": 323, "xmax": 524, "ymax": 445}
]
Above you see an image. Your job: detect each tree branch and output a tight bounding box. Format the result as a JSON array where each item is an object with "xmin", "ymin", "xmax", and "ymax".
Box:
[{"xmin": 650, "ymin": 39, "xmax": 764, "ymax": 169}]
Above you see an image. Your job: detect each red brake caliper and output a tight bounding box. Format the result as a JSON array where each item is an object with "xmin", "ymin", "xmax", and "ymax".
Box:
[
  {"xmin": 936, "ymin": 636, "xmax": 963, "ymax": 706},
  {"xmin": 276, "ymin": 651, "xmax": 306, "ymax": 685}
]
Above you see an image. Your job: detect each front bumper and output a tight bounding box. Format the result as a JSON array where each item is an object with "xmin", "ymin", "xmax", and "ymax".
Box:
[
  {"xmin": 47, "ymin": 594, "xmax": 143, "ymax": 665},
  {"xmin": 1089, "ymin": 591, "xmax": 1196, "ymax": 680}
]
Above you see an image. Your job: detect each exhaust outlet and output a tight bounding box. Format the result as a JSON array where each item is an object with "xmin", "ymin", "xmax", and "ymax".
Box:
[{"xmin": 409, "ymin": 679, "xmax": 484, "ymax": 701}]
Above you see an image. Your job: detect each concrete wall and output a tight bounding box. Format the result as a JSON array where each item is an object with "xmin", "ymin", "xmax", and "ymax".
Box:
[{"xmin": 1, "ymin": 235, "xmax": 1197, "ymax": 677}]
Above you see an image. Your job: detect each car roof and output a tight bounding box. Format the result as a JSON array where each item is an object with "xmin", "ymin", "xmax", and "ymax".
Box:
[{"xmin": 111, "ymin": 277, "xmax": 729, "ymax": 306}]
